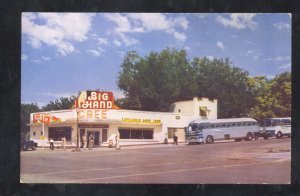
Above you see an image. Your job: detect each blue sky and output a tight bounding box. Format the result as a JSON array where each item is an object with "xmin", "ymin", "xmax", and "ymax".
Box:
[{"xmin": 21, "ymin": 13, "xmax": 291, "ymax": 108}]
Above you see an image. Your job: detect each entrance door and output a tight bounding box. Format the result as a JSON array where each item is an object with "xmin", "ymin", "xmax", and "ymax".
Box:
[{"xmin": 94, "ymin": 131, "xmax": 100, "ymax": 145}]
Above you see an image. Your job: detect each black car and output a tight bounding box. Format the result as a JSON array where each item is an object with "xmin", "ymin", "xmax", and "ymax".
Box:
[{"xmin": 21, "ymin": 139, "xmax": 37, "ymax": 151}]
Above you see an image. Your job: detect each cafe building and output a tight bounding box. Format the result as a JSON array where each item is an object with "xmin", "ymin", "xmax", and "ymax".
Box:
[{"xmin": 29, "ymin": 91, "xmax": 217, "ymax": 147}]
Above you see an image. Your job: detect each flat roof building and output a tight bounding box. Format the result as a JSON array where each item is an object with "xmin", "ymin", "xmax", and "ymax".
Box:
[{"xmin": 29, "ymin": 92, "xmax": 217, "ymax": 148}]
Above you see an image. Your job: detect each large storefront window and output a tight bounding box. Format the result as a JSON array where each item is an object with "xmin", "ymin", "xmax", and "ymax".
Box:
[
  {"xmin": 49, "ymin": 127, "xmax": 72, "ymax": 141},
  {"xmin": 119, "ymin": 128, "xmax": 153, "ymax": 139}
]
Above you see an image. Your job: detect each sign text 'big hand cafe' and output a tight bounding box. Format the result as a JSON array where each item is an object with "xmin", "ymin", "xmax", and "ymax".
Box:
[{"xmin": 75, "ymin": 91, "xmax": 119, "ymax": 119}]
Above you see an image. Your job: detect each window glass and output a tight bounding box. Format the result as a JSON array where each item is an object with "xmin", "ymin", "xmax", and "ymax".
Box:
[
  {"xmin": 119, "ymin": 128, "xmax": 153, "ymax": 139},
  {"xmin": 119, "ymin": 129, "xmax": 130, "ymax": 139},
  {"xmin": 48, "ymin": 127, "xmax": 72, "ymax": 141},
  {"xmin": 143, "ymin": 130, "xmax": 153, "ymax": 139}
]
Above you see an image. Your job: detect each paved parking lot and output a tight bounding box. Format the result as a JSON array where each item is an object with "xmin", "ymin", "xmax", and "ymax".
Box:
[{"xmin": 20, "ymin": 138, "xmax": 291, "ymax": 184}]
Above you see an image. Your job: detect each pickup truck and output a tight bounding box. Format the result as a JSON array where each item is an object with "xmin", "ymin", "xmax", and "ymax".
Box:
[{"xmin": 21, "ymin": 139, "xmax": 37, "ymax": 151}]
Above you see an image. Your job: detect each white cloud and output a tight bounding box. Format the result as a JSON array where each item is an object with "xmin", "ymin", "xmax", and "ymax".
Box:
[
  {"xmin": 197, "ymin": 14, "xmax": 207, "ymax": 19},
  {"xmin": 22, "ymin": 13, "xmax": 95, "ymax": 56},
  {"xmin": 21, "ymin": 54, "xmax": 28, "ymax": 61},
  {"xmin": 216, "ymin": 41, "xmax": 225, "ymax": 50},
  {"xmin": 216, "ymin": 13, "xmax": 257, "ymax": 30},
  {"xmin": 245, "ymin": 50, "xmax": 260, "ymax": 61},
  {"xmin": 114, "ymin": 40, "xmax": 122, "ymax": 47},
  {"xmin": 273, "ymin": 22, "xmax": 291, "ymax": 30},
  {"xmin": 265, "ymin": 74, "xmax": 275, "ymax": 79},
  {"xmin": 207, "ymin": 56, "xmax": 214, "ymax": 60},
  {"xmin": 96, "ymin": 38, "xmax": 108, "ymax": 45},
  {"xmin": 33, "ymin": 59, "xmax": 42, "ymax": 63},
  {"xmin": 87, "ymin": 49, "xmax": 101, "ymax": 57},
  {"xmin": 265, "ymin": 56, "xmax": 290, "ymax": 61},
  {"xmin": 278, "ymin": 63, "xmax": 291, "ymax": 69},
  {"xmin": 42, "ymin": 56, "xmax": 51, "ymax": 61},
  {"xmin": 102, "ymin": 13, "xmax": 188, "ymax": 45}
]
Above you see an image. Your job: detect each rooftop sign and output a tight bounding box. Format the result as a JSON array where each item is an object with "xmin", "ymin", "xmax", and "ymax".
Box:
[
  {"xmin": 33, "ymin": 113, "xmax": 62, "ymax": 125},
  {"xmin": 75, "ymin": 91, "xmax": 119, "ymax": 110}
]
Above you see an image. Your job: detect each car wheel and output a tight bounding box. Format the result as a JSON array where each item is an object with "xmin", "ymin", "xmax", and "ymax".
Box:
[
  {"xmin": 263, "ymin": 135, "xmax": 268, "ymax": 140},
  {"xmin": 32, "ymin": 146, "xmax": 36, "ymax": 150},
  {"xmin": 245, "ymin": 132, "xmax": 253, "ymax": 141},
  {"xmin": 276, "ymin": 131, "xmax": 282, "ymax": 138},
  {"xmin": 206, "ymin": 135, "xmax": 214, "ymax": 144}
]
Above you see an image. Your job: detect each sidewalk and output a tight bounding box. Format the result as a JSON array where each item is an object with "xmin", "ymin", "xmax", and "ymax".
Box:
[{"xmin": 36, "ymin": 142, "xmax": 186, "ymax": 152}]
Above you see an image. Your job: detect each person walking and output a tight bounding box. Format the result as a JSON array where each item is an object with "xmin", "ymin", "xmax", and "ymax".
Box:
[
  {"xmin": 82, "ymin": 134, "xmax": 87, "ymax": 150},
  {"xmin": 49, "ymin": 138, "xmax": 54, "ymax": 150},
  {"xmin": 61, "ymin": 136, "xmax": 66, "ymax": 150},
  {"xmin": 88, "ymin": 134, "xmax": 94, "ymax": 150}
]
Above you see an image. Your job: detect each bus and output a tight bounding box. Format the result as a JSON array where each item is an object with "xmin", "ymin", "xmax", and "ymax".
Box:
[
  {"xmin": 260, "ymin": 117, "xmax": 291, "ymax": 139},
  {"xmin": 185, "ymin": 118, "xmax": 260, "ymax": 144}
]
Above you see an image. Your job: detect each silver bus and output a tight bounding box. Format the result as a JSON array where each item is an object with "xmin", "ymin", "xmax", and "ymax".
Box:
[
  {"xmin": 185, "ymin": 118, "xmax": 260, "ymax": 144},
  {"xmin": 260, "ymin": 117, "xmax": 291, "ymax": 139}
]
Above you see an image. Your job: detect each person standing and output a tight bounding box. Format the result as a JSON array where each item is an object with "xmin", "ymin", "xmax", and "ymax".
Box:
[
  {"xmin": 88, "ymin": 134, "xmax": 94, "ymax": 150},
  {"xmin": 173, "ymin": 133, "xmax": 178, "ymax": 145},
  {"xmin": 61, "ymin": 136, "xmax": 66, "ymax": 150},
  {"xmin": 82, "ymin": 134, "xmax": 87, "ymax": 150},
  {"xmin": 49, "ymin": 138, "xmax": 54, "ymax": 150},
  {"xmin": 115, "ymin": 132, "xmax": 120, "ymax": 150}
]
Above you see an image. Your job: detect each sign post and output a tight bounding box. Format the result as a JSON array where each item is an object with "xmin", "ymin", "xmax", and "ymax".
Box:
[{"xmin": 75, "ymin": 108, "xmax": 80, "ymax": 151}]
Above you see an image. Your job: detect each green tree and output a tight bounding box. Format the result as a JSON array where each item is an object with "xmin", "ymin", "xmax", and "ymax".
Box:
[
  {"xmin": 248, "ymin": 76, "xmax": 276, "ymax": 122},
  {"xmin": 20, "ymin": 103, "xmax": 40, "ymax": 139},
  {"xmin": 248, "ymin": 72, "xmax": 291, "ymax": 122},
  {"xmin": 41, "ymin": 96, "xmax": 77, "ymax": 111},
  {"xmin": 191, "ymin": 57, "xmax": 255, "ymax": 118},
  {"xmin": 117, "ymin": 48, "xmax": 194, "ymax": 111},
  {"xmin": 270, "ymin": 72, "xmax": 291, "ymax": 117}
]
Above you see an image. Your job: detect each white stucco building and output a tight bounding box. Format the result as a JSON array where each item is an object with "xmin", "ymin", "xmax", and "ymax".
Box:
[{"xmin": 29, "ymin": 97, "xmax": 217, "ymax": 147}]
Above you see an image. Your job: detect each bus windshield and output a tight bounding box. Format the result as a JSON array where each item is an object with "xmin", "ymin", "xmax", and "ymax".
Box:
[
  {"xmin": 188, "ymin": 123, "xmax": 208, "ymax": 132},
  {"xmin": 263, "ymin": 118, "xmax": 291, "ymax": 127}
]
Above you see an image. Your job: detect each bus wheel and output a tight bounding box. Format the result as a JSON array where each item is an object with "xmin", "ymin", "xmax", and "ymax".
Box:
[
  {"xmin": 206, "ymin": 135, "xmax": 214, "ymax": 144},
  {"xmin": 245, "ymin": 132, "xmax": 253, "ymax": 141},
  {"xmin": 276, "ymin": 131, "xmax": 282, "ymax": 138}
]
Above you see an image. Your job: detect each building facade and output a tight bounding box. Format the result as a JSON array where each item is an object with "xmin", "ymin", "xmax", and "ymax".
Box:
[{"xmin": 29, "ymin": 96, "xmax": 217, "ymax": 147}]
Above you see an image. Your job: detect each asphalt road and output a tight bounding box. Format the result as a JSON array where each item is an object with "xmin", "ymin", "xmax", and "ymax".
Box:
[{"xmin": 20, "ymin": 138, "xmax": 291, "ymax": 184}]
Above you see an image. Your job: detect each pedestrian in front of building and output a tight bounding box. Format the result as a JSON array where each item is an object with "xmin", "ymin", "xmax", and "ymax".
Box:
[
  {"xmin": 173, "ymin": 134, "xmax": 178, "ymax": 145},
  {"xmin": 61, "ymin": 136, "xmax": 66, "ymax": 150},
  {"xmin": 49, "ymin": 138, "xmax": 54, "ymax": 150},
  {"xmin": 82, "ymin": 134, "xmax": 87, "ymax": 150},
  {"xmin": 88, "ymin": 134, "xmax": 94, "ymax": 150},
  {"xmin": 115, "ymin": 133, "xmax": 120, "ymax": 150}
]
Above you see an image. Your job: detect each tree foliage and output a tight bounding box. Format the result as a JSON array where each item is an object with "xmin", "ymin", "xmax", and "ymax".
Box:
[
  {"xmin": 117, "ymin": 48, "xmax": 194, "ymax": 111},
  {"xmin": 41, "ymin": 96, "xmax": 77, "ymax": 111},
  {"xmin": 249, "ymin": 72, "xmax": 291, "ymax": 122},
  {"xmin": 20, "ymin": 103, "xmax": 40, "ymax": 139},
  {"xmin": 191, "ymin": 57, "xmax": 254, "ymax": 118},
  {"xmin": 117, "ymin": 48, "xmax": 291, "ymax": 120}
]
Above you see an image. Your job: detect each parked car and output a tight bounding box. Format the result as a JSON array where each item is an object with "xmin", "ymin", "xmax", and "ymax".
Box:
[{"xmin": 21, "ymin": 139, "xmax": 37, "ymax": 151}]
